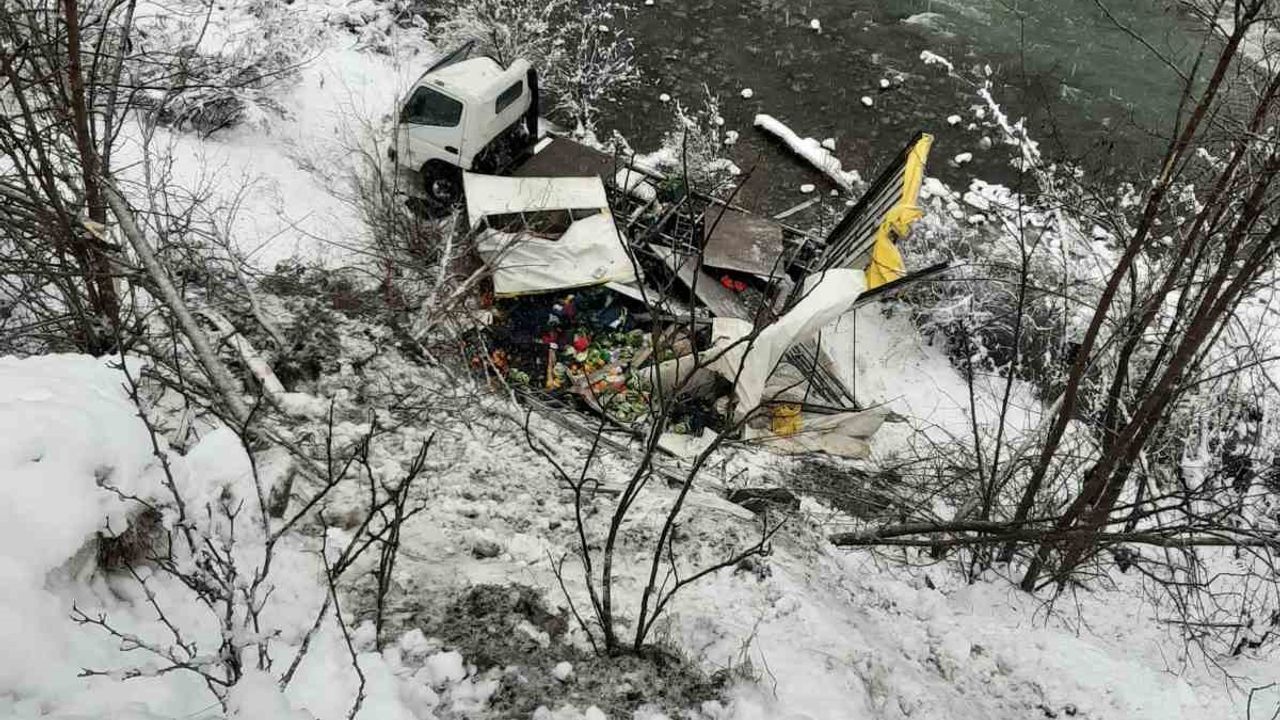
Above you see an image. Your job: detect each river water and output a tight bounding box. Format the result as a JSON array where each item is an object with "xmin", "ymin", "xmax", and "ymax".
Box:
[{"xmin": 604, "ymin": 0, "xmax": 1207, "ymax": 213}]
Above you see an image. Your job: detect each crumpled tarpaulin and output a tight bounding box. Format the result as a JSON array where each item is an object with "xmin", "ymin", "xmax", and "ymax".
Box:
[
  {"xmin": 708, "ymin": 268, "xmax": 867, "ymax": 420},
  {"xmin": 743, "ymin": 408, "xmax": 888, "ymax": 459},
  {"xmin": 645, "ymin": 268, "xmax": 868, "ymax": 421},
  {"xmin": 466, "ymin": 173, "xmax": 637, "ymax": 296}
]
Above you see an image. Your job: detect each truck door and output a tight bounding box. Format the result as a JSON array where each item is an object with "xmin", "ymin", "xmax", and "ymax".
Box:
[{"xmin": 399, "ymin": 84, "xmax": 466, "ymax": 169}]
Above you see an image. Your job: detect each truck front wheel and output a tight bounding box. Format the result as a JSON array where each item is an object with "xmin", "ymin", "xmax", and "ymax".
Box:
[{"xmin": 421, "ymin": 160, "xmax": 462, "ymax": 207}]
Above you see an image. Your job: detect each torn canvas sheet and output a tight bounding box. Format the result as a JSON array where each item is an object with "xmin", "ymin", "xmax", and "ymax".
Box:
[
  {"xmin": 744, "ymin": 408, "xmax": 888, "ymax": 458},
  {"xmin": 706, "ymin": 268, "xmax": 867, "ymax": 419},
  {"xmin": 464, "ymin": 172, "xmax": 607, "ymax": 225},
  {"xmin": 476, "ymin": 212, "xmax": 637, "ymax": 295}
]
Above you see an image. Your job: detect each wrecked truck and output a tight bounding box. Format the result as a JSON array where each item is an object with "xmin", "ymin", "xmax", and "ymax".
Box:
[
  {"xmin": 452, "ymin": 133, "xmax": 944, "ymax": 464},
  {"xmin": 390, "ymin": 51, "xmax": 945, "ymax": 464},
  {"xmin": 389, "ymin": 42, "xmax": 539, "ymax": 205}
]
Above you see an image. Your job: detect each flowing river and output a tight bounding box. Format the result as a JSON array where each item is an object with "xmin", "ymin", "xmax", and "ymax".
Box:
[{"xmin": 605, "ymin": 0, "xmax": 1209, "ymax": 213}]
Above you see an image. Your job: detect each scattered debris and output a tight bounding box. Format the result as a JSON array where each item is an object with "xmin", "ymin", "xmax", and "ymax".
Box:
[
  {"xmin": 773, "ymin": 197, "xmax": 821, "ymax": 220},
  {"xmin": 389, "ymin": 59, "xmax": 945, "ymax": 465},
  {"xmin": 727, "ymin": 487, "xmax": 801, "ymax": 515},
  {"xmin": 456, "ymin": 131, "xmax": 944, "ymax": 463}
]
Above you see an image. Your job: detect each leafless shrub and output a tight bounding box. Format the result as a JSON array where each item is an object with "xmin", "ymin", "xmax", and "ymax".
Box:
[{"xmin": 826, "ymin": 1, "xmax": 1280, "ymax": 668}]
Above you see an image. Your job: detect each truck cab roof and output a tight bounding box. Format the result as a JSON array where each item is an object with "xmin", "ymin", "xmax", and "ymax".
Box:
[{"xmin": 418, "ymin": 57, "xmax": 507, "ymax": 103}]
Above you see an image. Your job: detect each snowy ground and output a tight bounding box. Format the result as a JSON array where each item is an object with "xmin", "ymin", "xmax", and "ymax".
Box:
[
  {"xmin": 3, "ymin": 0, "xmax": 1279, "ymax": 718},
  {"xmin": 6, "ymin": 312, "xmax": 1274, "ymax": 719}
]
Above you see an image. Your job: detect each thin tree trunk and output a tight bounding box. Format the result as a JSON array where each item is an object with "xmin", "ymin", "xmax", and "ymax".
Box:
[{"xmin": 104, "ymin": 182, "xmax": 250, "ymax": 424}]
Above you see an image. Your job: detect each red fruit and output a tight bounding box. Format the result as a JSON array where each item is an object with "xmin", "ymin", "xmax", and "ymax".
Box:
[{"xmin": 573, "ymin": 335, "xmax": 591, "ymax": 353}]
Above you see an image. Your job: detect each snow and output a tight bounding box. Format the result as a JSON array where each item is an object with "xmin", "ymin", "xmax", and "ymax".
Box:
[
  {"xmin": 227, "ymin": 670, "xmax": 314, "ymax": 719},
  {"xmin": 659, "ymin": 92, "xmax": 671, "ymax": 102},
  {"xmin": 799, "ymin": 183, "xmax": 816, "ymax": 194},
  {"xmin": 809, "ymin": 18, "xmax": 821, "ymax": 31},
  {"xmin": 919, "ymin": 50, "xmax": 955, "ymax": 72},
  {"xmin": 0, "ymin": 355, "xmax": 156, "ymax": 704},
  {"xmin": 0, "ymin": 355, "xmax": 153, "ymax": 577},
  {"xmin": 860, "ymin": 95, "xmax": 874, "ymax": 107},
  {"xmin": 946, "ymin": 114, "xmax": 962, "ymax": 125},
  {"xmin": 7, "ymin": 0, "xmax": 1280, "ymax": 717},
  {"xmin": 422, "ymin": 650, "xmax": 468, "ymax": 687},
  {"xmin": 739, "ymin": 88, "xmax": 754, "ymax": 99},
  {"xmin": 754, "ymin": 114, "xmax": 860, "ymax": 192}
]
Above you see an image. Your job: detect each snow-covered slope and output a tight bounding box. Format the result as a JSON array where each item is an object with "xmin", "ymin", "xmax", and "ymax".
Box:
[{"xmin": 4, "ymin": 0, "xmax": 1278, "ymax": 718}]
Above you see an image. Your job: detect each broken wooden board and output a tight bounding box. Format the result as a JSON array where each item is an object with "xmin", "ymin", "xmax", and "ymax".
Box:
[
  {"xmin": 701, "ymin": 205, "xmax": 785, "ymax": 277},
  {"xmin": 649, "ymin": 244, "xmax": 750, "ymax": 320}
]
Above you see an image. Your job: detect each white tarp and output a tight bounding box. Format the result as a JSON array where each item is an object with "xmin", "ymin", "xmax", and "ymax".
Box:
[
  {"xmin": 744, "ymin": 408, "xmax": 887, "ymax": 459},
  {"xmin": 476, "ymin": 213, "xmax": 637, "ymax": 296},
  {"xmin": 464, "ymin": 172, "xmax": 608, "ymax": 226},
  {"xmin": 466, "ymin": 172, "xmax": 635, "ymax": 296},
  {"xmin": 707, "ymin": 268, "xmax": 867, "ymax": 419},
  {"xmin": 645, "ymin": 269, "xmax": 867, "ymax": 420}
]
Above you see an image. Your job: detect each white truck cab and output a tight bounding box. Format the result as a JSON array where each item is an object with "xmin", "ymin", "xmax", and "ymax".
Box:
[{"xmin": 391, "ymin": 43, "xmax": 538, "ymax": 206}]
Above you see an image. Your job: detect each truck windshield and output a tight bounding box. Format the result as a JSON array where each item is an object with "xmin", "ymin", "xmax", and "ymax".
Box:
[{"xmin": 402, "ymin": 86, "xmax": 463, "ymax": 127}]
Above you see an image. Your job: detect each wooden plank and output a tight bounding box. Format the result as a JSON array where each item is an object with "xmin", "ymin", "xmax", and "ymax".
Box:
[
  {"xmin": 650, "ymin": 244, "xmax": 750, "ymax": 320},
  {"xmin": 773, "ymin": 197, "xmax": 820, "ymax": 220}
]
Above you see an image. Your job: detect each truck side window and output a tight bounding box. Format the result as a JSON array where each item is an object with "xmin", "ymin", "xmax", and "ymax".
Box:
[
  {"xmin": 495, "ymin": 80, "xmax": 523, "ymax": 114},
  {"xmin": 402, "ymin": 86, "xmax": 463, "ymax": 127}
]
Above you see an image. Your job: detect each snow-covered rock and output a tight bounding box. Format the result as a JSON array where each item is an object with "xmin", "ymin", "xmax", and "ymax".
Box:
[{"xmin": 422, "ymin": 651, "xmax": 468, "ymax": 687}]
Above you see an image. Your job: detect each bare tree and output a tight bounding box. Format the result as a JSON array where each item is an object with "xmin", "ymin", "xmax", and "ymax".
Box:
[{"xmin": 0, "ymin": 0, "xmax": 134, "ymax": 352}]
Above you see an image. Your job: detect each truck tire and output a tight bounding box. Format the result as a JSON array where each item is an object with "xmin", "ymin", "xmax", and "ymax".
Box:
[{"xmin": 421, "ymin": 160, "xmax": 462, "ymax": 206}]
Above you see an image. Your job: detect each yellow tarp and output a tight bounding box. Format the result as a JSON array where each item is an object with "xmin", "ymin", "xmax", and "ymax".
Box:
[{"xmin": 865, "ymin": 134, "xmax": 933, "ymax": 289}]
